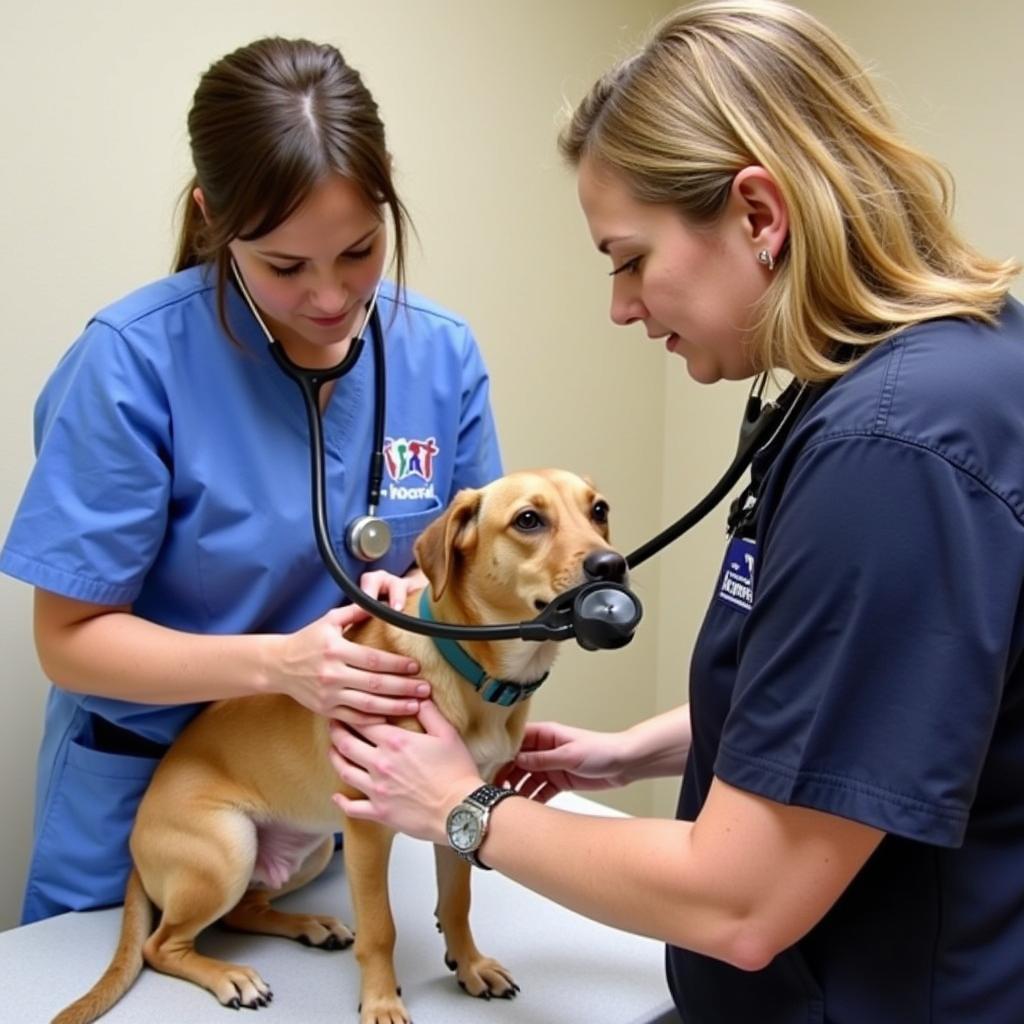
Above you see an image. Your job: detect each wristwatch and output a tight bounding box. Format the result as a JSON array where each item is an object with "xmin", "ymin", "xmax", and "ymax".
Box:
[{"xmin": 445, "ymin": 784, "xmax": 519, "ymax": 869}]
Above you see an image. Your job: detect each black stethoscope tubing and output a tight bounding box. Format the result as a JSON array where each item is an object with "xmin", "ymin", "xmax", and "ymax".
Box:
[
  {"xmin": 289, "ymin": 367, "xmax": 791, "ymax": 645},
  {"xmin": 279, "ymin": 346, "xmax": 793, "ymax": 646},
  {"xmin": 625, "ymin": 375, "xmax": 803, "ymax": 567},
  {"xmin": 248, "ymin": 270, "xmax": 796, "ymax": 648},
  {"xmin": 280, "ymin": 329, "xmax": 595, "ymax": 642}
]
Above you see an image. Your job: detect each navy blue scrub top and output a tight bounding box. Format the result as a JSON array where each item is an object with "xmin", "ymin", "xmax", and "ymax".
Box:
[
  {"xmin": 671, "ymin": 299, "xmax": 1024, "ymax": 1023},
  {"xmin": 0, "ymin": 266, "xmax": 503, "ymax": 923}
]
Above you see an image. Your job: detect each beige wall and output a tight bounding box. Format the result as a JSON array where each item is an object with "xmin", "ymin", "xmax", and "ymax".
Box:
[
  {"xmin": 0, "ymin": 0, "xmax": 672, "ymax": 931},
  {"xmin": 0, "ymin": 0, "xmax": 1020, "ymax": 932}
]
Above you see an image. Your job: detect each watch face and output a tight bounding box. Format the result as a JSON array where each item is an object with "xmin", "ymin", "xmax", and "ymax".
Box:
[{"xmin": 448, "ymin": 806, "xmax": 483, "ymax": 852}]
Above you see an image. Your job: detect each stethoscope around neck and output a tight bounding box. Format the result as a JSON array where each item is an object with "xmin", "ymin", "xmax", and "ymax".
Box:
[
  {"xmin": 233, "ymin": 263, "xmax": 803, "ymax": 651},
  {"xmin": 233, "ymin": 266, "xmax": 393, "ymax": 563}
]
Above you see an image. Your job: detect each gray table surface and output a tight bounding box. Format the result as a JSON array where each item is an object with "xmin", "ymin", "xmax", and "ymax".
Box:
[{"xmin": 0, "ymin": 793, "xmax": 681, "ymax": 1023}]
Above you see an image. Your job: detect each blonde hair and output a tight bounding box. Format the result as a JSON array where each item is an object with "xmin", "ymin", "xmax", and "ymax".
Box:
[{"xmin": 559, "ymin": 0, "xmax": 1020, "ymax": 381}]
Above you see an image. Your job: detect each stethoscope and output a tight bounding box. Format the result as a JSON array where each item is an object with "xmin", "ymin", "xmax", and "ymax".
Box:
[
  {"xmin": 234, "ymin": 265, "xmax": 808, "ymax": 651},
  {"xmin": 233, "ymin": 263, "xmax": 393, "ymax": 563}
]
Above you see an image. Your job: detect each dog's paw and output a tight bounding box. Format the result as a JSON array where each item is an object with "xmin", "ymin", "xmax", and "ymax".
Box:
[
  {"xmin": 213, "ymin": 966, "xmax": 273, "ymax": 1009},
  {"xmin": 357, "ymin": 990, "xmax": 411, "ymax": 1024},
  {"xmin": 293, "ymin": 914, "xmax": 354, "ymax": 950},
  {"xmin": 451, "ymin": 955, "xmax": 520, "ymax": 1000}
]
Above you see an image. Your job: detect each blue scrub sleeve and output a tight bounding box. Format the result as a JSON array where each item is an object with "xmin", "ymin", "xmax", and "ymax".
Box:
[
  {"xmin": 716, "ymin": 433, "xmax": 1024, "ymax": 847},
  {"xmin": 452, "ymin": 325, "xmax": 502, "ymax": 490},
  {"xmin": 1, "ymin": 319, "xmax": 172, "ymax": 605}
]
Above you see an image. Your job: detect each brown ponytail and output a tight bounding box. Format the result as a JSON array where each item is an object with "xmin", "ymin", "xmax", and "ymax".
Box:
[{"xmin": 173, "ymin": 175, "xmax": 206, "ymax": 274}]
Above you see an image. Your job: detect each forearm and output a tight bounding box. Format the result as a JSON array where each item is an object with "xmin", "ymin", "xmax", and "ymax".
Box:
[
  {"xmin": 35, "ymin": 595, "xmax": 278, "ymax": 705},
  {"xmin": 620, "ymin": 703, "xmax": 692, "ymax": 782},
  {"xmin": 474, "ymin": 778, "xmax": 882, "ymax": 970},
  {"xmin": 477, "ymin": 799, "xmax": 743, "ymax": 961}
]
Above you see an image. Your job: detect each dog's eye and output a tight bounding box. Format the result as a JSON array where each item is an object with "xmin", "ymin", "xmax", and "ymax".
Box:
[
  {"xmin": 591, "ymin": 500, "xmax": 609, "ymax": 524},
  {"xmin": 513, "ymin": 510, "xmax": 544, "ymax": 532}
]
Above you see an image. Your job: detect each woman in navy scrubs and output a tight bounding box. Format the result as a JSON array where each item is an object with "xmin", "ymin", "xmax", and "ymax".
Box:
[
  {"xmin": 329, "ymin": 3, "xmax": 1024, "ymax": 1021},
  {"xmin": 0, "ymin": 38, "xmax": 502, "ymax": 923}
]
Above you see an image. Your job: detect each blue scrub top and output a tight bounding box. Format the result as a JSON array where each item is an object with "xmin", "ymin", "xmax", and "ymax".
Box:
[
  {"xmin": 1, "ymin": 266, "xmax": 503, "ymax": 923},
  {"xmin": 671, "ymin": 298, "xmax": 1024, "ymax": 1023}
]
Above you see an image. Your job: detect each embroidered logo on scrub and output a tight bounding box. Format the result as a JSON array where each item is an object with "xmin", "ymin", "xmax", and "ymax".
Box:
[
  {"xmin": 717, "ymin": 536, "xmax": 756, "ymax": 612},
  {"xmin": 383, "ymin": 437, "xmax": 439, "ymax": 500}
]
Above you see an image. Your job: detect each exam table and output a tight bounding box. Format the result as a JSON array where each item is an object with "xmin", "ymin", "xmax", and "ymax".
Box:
[{"xmin": 0, "ymin": 793, "xmax": 681, "ymax": 1023}]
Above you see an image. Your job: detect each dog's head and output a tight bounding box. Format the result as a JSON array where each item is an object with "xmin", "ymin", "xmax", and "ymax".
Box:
[{"xmin": 414, "ymin": 469, "xmax": 625, "ymax": 626}]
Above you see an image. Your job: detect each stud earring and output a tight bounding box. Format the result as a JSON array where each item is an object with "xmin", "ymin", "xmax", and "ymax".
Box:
[{"xmin": 757, "ymin": 249, "xmax": 775, "ymax": 271}]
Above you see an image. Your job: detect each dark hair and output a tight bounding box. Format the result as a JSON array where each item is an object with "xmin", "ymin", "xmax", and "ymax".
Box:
[{"xmin": 173, "ymin": 37, "xmax": 410, "ymax": 340}]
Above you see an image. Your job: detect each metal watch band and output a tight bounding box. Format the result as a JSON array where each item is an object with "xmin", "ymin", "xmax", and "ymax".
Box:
[
  {"xmin": 457, "ymin": 785, "xmax": 519, "ymax": 870},
  {"xmin": 466, "ymin": 783, "xmax": 518, "ymax": 812}
]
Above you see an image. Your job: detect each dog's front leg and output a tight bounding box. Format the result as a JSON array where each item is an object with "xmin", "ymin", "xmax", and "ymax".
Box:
[
  {"xmin": 434, "ymin": 845, "xmax": 519, "ymax": 1000},
  {"xmin": 343, "ymin": 817, "xmax": 409, "ymax": 1024}
]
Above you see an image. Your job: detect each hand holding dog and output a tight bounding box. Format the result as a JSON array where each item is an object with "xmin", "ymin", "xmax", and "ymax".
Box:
[
  {"xmin": 270, "ymin": 571, "xmax": 430, "ymax": 722},
  {"xmin": 329, "ymin": 700, "xmax": 484, "ymax": 845},
  {"xmin": 495, "ymin": 721, "xmax": 635, "ymax": 801}
]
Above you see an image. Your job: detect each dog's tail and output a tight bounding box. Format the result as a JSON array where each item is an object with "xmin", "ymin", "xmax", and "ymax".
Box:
[{"xmin": 51, "ymin": 867, "xmax": 153, "ymax": 1024}]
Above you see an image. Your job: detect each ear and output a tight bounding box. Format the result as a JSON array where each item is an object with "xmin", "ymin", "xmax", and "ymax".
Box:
[
  {"xmin": 192, "ymin": 186, "xmax": 211, "ymax": 225},
  {"xmin": 730, "ymin": 166, "xmax": 789, "ymax": 266},
  {"xmin": 413, "ymin": 489, "xmax": 481, "ymax": 601}
]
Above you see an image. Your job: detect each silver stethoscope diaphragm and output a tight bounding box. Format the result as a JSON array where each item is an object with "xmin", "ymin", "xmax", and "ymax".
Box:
[{"xmin": 346, "ymin": 515, "xmax": 392, "ymax": 562}]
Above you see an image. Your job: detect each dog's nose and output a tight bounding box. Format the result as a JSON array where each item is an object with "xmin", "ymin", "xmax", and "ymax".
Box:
[{"xmin": 583, "ymin": 549, "xmax": 628, "ymax": 583}]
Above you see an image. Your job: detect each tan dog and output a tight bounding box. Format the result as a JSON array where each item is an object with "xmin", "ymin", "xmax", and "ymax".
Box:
[{"xmin": 53, "ymin": 469, "xmax": 627, "ymax": 1024}]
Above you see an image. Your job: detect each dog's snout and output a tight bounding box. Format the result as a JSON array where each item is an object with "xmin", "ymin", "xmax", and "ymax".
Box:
[{"xmin": 583, "ymin": 549, "xmax": 628, "ymax": 583}]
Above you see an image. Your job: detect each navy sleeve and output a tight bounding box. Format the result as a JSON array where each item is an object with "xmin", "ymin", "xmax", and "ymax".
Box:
[{"xmin": 716, "ymin": 433, "xmax": 1024, "ymax": 847}]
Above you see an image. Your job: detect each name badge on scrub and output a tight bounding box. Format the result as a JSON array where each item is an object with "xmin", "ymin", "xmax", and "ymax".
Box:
[{"xmin": 717, "ymin": 536, "xmax": 756, "ymax": 613}]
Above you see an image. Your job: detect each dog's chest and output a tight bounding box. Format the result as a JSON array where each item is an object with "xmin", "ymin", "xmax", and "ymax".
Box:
[{"xmin": 464, "ymin": 719, "xmax": 519, "ymax": 779}]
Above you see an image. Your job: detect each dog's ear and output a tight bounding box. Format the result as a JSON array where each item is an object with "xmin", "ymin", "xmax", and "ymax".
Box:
[{"xmin": 414, "ymin": 488, "xmax": 481, "ymax": 601}]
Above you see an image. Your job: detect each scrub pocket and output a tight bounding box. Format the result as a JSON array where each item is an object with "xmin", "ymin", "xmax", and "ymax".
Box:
[
  {"xmin": 23, "ymin": 736, "xmax": 162, "ymax": 923},
  {"xmin": 377, "ymin": 500, "xmax": 444, "ymax": 576}
]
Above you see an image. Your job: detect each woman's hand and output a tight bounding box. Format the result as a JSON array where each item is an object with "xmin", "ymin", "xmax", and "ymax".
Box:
[
  {"xmin": 329, "ymin": 700, "xmax": 483, "ymax": 844},
  {"xmin": 268, "ymin": 573, "xmax": 431, "ymax": 722},
  {"xmin": 358, "ymin": 567, "xmax": 428, "ymax": 610},
  {"xmin": 494, "ymin": 721, "xmax": 635, "ymax": 802}
]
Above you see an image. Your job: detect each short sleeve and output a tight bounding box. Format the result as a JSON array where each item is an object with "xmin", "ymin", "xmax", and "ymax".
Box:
[
  {"xmin": 451, "ymin": 324, "xmax": 502, "ymax": 492},
  {"xmin": 1, "ymin": 319, "xmax": 172, "ymax": 604},
  {"xmin": 716, "ymin": 434, "xmax": 1024, "ymax": 847}
]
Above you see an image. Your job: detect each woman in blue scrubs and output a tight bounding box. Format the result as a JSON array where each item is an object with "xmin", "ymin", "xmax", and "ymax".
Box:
[
  {"xmin": 0, "ymin": 37, "xmax": 502, "ymax": 924},
  {"xmin": 327, "ymin": 4, "xmax": 1024, "ymax": 1022}
]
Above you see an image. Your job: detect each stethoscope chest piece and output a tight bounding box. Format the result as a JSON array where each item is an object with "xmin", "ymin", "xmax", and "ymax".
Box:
[
  {"xmin": 574, "ymin": 583, "xmax": 644, "ymax": 651},
  {"xmin": 347, "ymin": 515, "xmax": 392, "ymax": 562}
]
